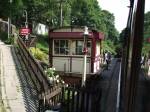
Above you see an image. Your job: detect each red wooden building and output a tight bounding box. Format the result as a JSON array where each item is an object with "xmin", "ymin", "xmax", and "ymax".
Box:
[{"xmin": 49, "ymin": 26, "xmax": 104, "ymax": 77}]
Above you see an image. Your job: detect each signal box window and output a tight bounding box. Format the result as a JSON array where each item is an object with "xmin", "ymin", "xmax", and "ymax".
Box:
[
  {"xmin": 72, "ymin": 40, "xmax": 91, "ymax": 55},
  {"xmin": 54, "ymin": 40, "xmax": 69, "ymax": 55}
]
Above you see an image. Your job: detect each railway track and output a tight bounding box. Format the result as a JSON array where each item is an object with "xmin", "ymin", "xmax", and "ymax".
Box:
[{"xmin": 98, "ymin": 59, "xmax": 121, "ymax": 112}]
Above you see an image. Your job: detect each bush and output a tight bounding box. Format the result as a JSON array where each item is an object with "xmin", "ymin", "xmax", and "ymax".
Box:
[
  {"xmin": 29, "ymin": 47, "xmax": 47, "ymax": 61},
  {"xmin": 0, "ymin": 31, "xmax": 8, "ymax": 41},
  {"xmin": 36, "ymin": 35, "xmax": 49, "ymax": 54},
  {"xmin": 4, "ymin": 36, "xmax": 15, "ymax": 44},
  {"xmin": 45, "ymin": 67, "xmax": 56, "ymax": 77},
  {"xmin": 0, "ymin": 31, "xmax": 15, "ymax": 44}
]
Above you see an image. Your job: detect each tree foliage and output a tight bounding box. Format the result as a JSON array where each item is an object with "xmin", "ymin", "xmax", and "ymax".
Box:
[
  {"xmin": 119, "ymin": 11, "xmax": 150, "ymax": 56},
  {"xmin": 142, "ymin": 11, "xmax": 150, "ymax": 55},
  {"xmin": 0, "ymin": 0, "xmax": 119, "ymax": 51},
  {"xmin": 144, "ymin": 11, "xmax": 150, "ymax": 39}
]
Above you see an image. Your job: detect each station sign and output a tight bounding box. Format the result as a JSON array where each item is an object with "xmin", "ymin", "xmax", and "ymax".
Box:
[{"xmin": 19, "ymin": 28, "xmax": 30, "ymax": 36}]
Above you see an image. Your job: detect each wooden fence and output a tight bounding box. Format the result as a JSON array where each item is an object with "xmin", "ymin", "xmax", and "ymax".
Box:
[
  {"xmin": 17, "ymin": 37, "xmax": 50, "ymax": 92},
  {"xmin": 17, "ymin": 37, "xmax": 63, "ymax": 111},
  {"xmin": 38, "ymin": 84, "xmax": 63, "ymax": 111},
  {"xmin": 61, "ymin": 86, "xmax": 101, "ymax": 112}
]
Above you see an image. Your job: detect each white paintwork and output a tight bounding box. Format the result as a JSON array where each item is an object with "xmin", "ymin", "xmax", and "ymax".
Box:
[
  {"xmin": 53, "ymin": 27, "xmax": 92, "ymax": 33},
  {"xmin": 53, "ymin": 57, "xmax": 91, "ymax": 74},
  {"xmin": 53, "ymin": 57, "xmax": 70, "ymax": 72},
  {"xmin": 53, "ymin": 28, "xmax": 83, "ymax": 32},
  {"xmin": 82, "ymin": 54, "xmax": 87, "ymax": 87},
  {"xmin": 93, "ymin": 41, "xmax": 101, "ymax": 73},
  {"xmin": 72, "ymin": 57, "xmax": 90, "ymax": 73},
  {"xmin": 32, "ymin": 23, "xmax": 48, "ymax": 35},
  {"xmin": 148, "ymin": 66, "xmax": 150, "ymax": 76}
]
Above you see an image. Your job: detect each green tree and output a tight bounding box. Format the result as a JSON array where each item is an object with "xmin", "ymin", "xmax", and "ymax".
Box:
[
  {"xmin": 142, "ymin": 11, "xmax": 150, "ymax": 55},
  {"xmin": 0, "ymin": 1, "xmax": 11, "ymax": 20},
  {"xmin": 101, "ymin": 10, "xmax": 119, "ymax": 42},
  {"xmin": 0, "ymin": 0, "xmax": 119, "ymax": 53}
]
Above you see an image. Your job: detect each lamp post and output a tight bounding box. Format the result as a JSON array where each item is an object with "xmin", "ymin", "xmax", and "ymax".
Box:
[
  {"xmin": 82, "ymin": 26, "xmax": 89, "ymax": 87},
  {"xmin": 23, "ymin": 10, "xmax": 29, "ymax": 46},
  {"xmin": 23, "ymin": 10, "xmax": 28, "ymax": 29},
  {"xmin": 8, "ymin": 0, "xmax": 12, "ymax": 39}
]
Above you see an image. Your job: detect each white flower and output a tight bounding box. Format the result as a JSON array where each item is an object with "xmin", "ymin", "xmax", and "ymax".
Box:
[
  {"xmin": 56, "ymin": 75, "xmax": 59, "ymax": 79},
  {"xmin": 56, "ymin": 80, "xmax": 60, "ymax": 83},
  {"xmin": 49, "ymin": 77, "xmax": 53, "ymax": 80},
  {"xmin": 54, "ymin": 77, "xmax": 56, "ymax": 81}
]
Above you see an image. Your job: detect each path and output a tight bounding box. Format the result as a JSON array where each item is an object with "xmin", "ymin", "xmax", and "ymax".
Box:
[{"xmin": 0, "ymin": 41, "xmax": 38, "ymax": 112}]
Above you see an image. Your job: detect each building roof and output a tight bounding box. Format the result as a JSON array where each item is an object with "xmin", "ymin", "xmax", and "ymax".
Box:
[{"xmin": 49, "ymin": 26, "xmax": 104, "ymax": 40}]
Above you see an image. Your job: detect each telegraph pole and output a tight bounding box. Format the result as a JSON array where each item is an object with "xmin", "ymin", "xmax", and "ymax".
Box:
[
  {"xmin": 60, "ymin": 0, "xmax": 63, "ymax": 27},
  {"xmin": 59, "ymin": 0, "xmax": 66, "ymax": 27}
]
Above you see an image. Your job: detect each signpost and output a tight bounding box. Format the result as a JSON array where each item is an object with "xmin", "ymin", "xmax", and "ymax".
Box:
[
  {"xmin": 19, "ymin": 28, "xmax": 30, "ymax": 47},
  {"xmin": 19, "ymin": 28, "xmax": 30, "ymax": 36}
]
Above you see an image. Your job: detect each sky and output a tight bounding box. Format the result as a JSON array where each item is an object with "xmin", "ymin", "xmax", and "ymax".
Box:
[{"xmin": 98, "ymin": 0, "xmax": 150, "ymax": 32}]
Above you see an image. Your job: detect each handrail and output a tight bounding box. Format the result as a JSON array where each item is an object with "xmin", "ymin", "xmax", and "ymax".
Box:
[
  {"xmin": 17, "ymin": 37, "xmax": 50, "ymax": 92},
  {"xmin": 17, "ymin": 36, "xmax": 63, "ymax": 111}
]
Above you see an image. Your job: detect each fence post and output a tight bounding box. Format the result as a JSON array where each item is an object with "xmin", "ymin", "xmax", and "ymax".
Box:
[
  {"xmin": 60, "ymin": 86, "xmax": 65, "ymax": 112},
  {"xmin": 71, "ymin": 90, "xmax": 75, "ymax": 112}
]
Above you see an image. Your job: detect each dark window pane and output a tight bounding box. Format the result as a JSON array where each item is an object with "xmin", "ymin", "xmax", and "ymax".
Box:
[
  {"xmin": 60, "ymin": 48, "xmax": 65, "ymax": 54},
  {"xmin": 75, "ymin": 40, "xmax": 83, "ymax": 55},
  {"xmin": 54, "ymin": 40, "xmax": 59, "ymax": 47},
  {"xmin": 60, "ymin": 40, "xmax": 66, "ymax": 47},
  {"xmin": 87, "ymin": 41, "xmax": 91, "ymax": 47},
  {"xmin": 54, "ymin": 48, "xmax": 59, "ymax": 54}
]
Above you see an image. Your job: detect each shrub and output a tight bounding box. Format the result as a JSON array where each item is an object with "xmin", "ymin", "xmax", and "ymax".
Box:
[
  {"xmin": 45, "ymin": 67, "xmax": 56, "ymax": 77},
  {"xmin": 0, "ymin": 31, "xmax": 15, "ymax": 44},
  {"xmin": 29, "ymin": 47, "xmax": 47, "ymax": 61},
  {"xmin": 4, "ymin": 35, "xmax": 15, "ymax": 44},
  {"xmin": 0, "ymin": 31, "xmax": 8, "ymax": 41},
  {"xmin": 36, "ymin": 35, "xmax": 49, "ymax": 54}
]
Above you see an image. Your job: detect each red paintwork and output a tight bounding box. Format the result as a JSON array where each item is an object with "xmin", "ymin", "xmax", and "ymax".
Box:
[
  {"xmin": 49, "ymin": 32, "xmax": 104, "ymax": 40},
  {"xmin": 19, "ymin": 28, "xmax": 31, "ymax": 36}
]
